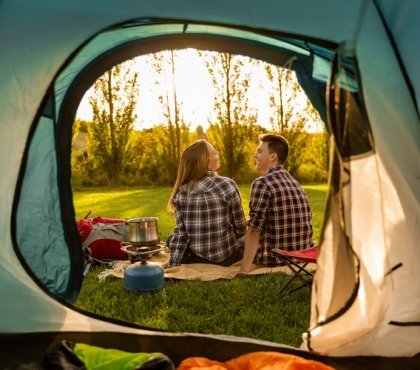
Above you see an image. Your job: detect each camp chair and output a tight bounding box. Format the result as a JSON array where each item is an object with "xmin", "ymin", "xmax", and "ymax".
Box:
[{"xmin": 272, "ymin": 246, "xmax": 319, "ymax": 299}]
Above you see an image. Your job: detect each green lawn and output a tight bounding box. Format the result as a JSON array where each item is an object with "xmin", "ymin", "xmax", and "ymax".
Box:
[
  {"xmin": 74, "ymin": 184, "xmax": 327, "ymax": 243},
  {"xmin": 74, "ymin": 184, "xmax": 327, "ymax": 347}
]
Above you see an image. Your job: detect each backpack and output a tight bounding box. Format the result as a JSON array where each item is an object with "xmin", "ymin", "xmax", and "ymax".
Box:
[{"xmin": 76, "ymin": 217, "xmax": 129, "ymax": 274}]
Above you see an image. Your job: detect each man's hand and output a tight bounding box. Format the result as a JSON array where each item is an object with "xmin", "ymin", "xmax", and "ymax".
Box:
[
  {"xmin": 236, "ymin": 264, "xmax": 257, "ymax": 277},
  {"xmin": 239, "ymin": 227, "xmax": 261, "ymax": 273}
]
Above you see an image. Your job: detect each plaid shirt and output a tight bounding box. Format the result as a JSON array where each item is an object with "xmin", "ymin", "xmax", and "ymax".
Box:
[
  {"xmin": 248, "ymin": 165, "xmax": 315, "ymax": 265},
  {"xmin": 169, "ymin": 172, "xmax": 247, "ymax": 266}
]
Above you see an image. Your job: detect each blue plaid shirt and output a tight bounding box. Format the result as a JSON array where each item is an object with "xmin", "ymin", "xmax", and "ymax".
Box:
[
  {"xmin": 248, "ymin": 165, "xmax": 315, "ymax": 265},
  {"xmin": 169, "ymin": 172, "xmax": 247, "ymax": 266}
]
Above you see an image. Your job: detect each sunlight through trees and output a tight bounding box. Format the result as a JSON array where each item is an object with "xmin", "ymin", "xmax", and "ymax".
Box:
[{"xmin": 73, "ymin": 49, "xmax": 327, "ymax": 187}]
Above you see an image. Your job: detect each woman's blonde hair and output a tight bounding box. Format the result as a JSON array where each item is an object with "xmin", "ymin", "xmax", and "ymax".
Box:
[{"xmin": 167, "ymin": 139, "xmax": 209, "ymax": 211}]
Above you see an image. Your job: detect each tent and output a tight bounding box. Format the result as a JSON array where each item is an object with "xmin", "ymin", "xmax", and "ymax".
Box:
[{"xmin": 1, "ymin": 0, "xmax": 419, "ymax": 368}]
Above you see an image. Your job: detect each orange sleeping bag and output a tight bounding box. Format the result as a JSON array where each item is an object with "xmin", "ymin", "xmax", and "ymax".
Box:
[{"xmin": 177, "ymin": 351, "xmax": 335, "ymax": 370}]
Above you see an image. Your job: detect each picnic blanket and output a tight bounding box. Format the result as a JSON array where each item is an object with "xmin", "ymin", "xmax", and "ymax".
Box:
[{"xmin": 97, "ymin": 248, "xmax": 316, "ymax": 281}]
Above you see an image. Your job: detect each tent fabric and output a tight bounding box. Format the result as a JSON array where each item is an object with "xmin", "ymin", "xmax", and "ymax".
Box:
[
  {"xmin": 0, "ymin": 0, "xmax": 419, "ymax": 366},
  {"xmin": 374, "ymin": 0, "xmax": 420, "ymax": 112},
  {"xmin": 16, "ymin": 116, "xmax": 74, "ymax": 299},
  {"xmin": 2, "ymin": 331, "xmax": 420, "ymax": 370}
]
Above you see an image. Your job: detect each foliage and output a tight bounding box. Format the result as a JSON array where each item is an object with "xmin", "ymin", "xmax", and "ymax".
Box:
[
  {"xmin": 73, "ymin": 184, "xmax": 327, "ymax": 346},
  {"xmin": 87, "ymin": 60, "xmax": 139, "ymax": 184},
  {"xmin": 71, "ymin": 119, "xmax": 91, "ymax": 188},
  {"xmin": 264, "ymin": 62, "xmax": 328, "ymax": 182},
  {"xmin": 266, "ymin": 62, "xmax": 298, "ymax": 133},
  {"xmin": 128, "ymin": 125, "xmax": 193, "ymax": 186},
  {"xmin": 72, "ymin": 50, "xmax": 329, "ymax": 187},
  {"xmin": 296, "ymin": 132, "xmax": 329, "ymax": 184},
  {"xmin": 149, "ymin": 51, "xmax": 192, "ymax": 183},
  {"xmin": 200, "ymin": 51, "xmax": 260, "ymax": 181},
  {"xmin": 77, "ymin": 119, "xmax": 89, "ymax": 133}
]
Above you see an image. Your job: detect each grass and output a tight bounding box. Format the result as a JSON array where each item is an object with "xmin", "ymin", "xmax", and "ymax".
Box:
[
  {"xmin": 74, "ymin": 184, "xmax": 328, "ymax": 347},
  {"xmin": 73, "ymin": 184, "xmax": 327, "ymax": 244}
]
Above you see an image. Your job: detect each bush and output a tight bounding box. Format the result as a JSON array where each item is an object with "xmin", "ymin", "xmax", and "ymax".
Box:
[{"xmin": 295, "ymin": 163, "xmax": 327, "ymax": 184}]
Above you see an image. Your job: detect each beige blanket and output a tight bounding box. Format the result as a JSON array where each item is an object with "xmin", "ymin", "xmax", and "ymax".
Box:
[{"xmin": 98, "ymin": 249, "xmax": 316, "ymax": 282}]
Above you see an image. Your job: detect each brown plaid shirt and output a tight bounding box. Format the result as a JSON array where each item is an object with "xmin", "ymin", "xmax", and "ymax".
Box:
[
  {"xmin": 169, "ymin": 172, "xmax": 247, "ymax": 266},
  {"xmin": 248, "ymin": 165, "xmax": 315, "ymax": 265}
]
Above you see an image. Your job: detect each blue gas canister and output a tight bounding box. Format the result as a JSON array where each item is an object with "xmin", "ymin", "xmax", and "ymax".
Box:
[{"xmin": 124, "ymin": 259, "xmax": 164, "ymax": 292}]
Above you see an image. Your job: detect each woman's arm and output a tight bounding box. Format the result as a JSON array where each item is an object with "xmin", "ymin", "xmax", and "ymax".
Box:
[
  {"xmin": 168, "ymin": 209, "xmax": 188, "ymax": 267},
  {"xmin": 230, "ymin": 185, "xmax": 247, "ymax": 237}
]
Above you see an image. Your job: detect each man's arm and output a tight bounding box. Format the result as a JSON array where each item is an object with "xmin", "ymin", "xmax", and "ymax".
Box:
[{"xmin": 239, "ymin": 226, "xmax": 261, "ymax": 273}]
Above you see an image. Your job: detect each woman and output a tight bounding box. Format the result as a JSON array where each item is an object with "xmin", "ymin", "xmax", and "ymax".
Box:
[{"xmin": 167, "ymin": 140, "xmax": 247, "ymax": 267}]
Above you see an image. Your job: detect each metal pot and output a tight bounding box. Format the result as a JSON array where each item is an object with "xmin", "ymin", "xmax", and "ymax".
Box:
[{"xmin": 127, "ymin": 217, "xmax": 159, "ymax": 246}]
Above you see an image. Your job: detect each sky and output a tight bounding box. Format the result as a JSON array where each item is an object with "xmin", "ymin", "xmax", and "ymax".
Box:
[
  {"xmin": 76, "ymin": 49, "xmax": 322, "ymax": 133},
  {"xmin": 135, "ymin": 49, "xmax": 215, "ymax": 130}
]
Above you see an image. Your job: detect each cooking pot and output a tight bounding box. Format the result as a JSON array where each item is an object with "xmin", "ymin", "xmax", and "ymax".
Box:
[{"xmin": 127, "ymin": 217, "xmax": 159, "ymax": 246}]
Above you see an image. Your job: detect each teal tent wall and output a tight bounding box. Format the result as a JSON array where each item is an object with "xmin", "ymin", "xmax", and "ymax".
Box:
[{"xmin": 0, "ymin": 0, "xmax": 419, "ymax": 367}]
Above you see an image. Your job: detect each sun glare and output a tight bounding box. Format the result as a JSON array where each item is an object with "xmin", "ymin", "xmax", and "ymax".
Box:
[
  {"xmin": 76, "ymin": 48, "xmax": 323, "ymax": 133},
  {"xmin": 172, "ymin": 49, "xmax": 214, "ymax": 127}
]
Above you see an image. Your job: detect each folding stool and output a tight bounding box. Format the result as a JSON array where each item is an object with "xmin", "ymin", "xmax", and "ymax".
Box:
[{"xmin": 272, "ymin": 246, "xmax": 319, "ymax": 299}]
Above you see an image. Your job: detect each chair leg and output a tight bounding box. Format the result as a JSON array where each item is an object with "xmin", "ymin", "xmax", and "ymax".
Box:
[
  {"xmin": 279, "ymin": 274, "xmax": 298, "ymax": 297},
  {"xmin": 278, "ymin": 258, "xmax": 314, "ymax": 299},
  {"xmin": 279, "ymin": 281, "xmax": 308, "ymax": 299}
]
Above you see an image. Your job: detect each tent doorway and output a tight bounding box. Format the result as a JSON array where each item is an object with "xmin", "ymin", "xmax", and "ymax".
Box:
[{"xmin": 13, "ymin": 18, "xmax": 373, "ymax": 353}]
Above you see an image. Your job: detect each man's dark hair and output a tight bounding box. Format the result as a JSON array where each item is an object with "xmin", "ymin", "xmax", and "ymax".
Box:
[{"xmin": 258, "ymin": 133, "xmax": 289, "ymax": 165}]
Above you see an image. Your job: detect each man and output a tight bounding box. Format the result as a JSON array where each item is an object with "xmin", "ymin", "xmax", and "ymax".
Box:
[{"xmin": 239, "ymin": 134, "xmax": 315, "ymax": 273}]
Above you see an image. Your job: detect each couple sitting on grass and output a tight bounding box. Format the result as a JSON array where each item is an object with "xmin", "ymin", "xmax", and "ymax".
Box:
[{"xmin": 167, "ymin": 133, "xmax": 315, "ymax": 274}]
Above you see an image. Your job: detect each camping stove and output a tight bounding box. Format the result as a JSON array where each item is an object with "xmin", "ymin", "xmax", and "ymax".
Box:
[
  {"xmin": 120, "ymin": 242, "xmax": 165, "ymax": 293},
  {"xmin": 121, "ymin": 242, "xmax": 163, "ymax": 263}
]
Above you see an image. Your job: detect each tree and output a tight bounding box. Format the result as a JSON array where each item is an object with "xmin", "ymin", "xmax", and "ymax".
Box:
[
  {"xmin": 149, "ymin": 50, "xmax": 191, "ymax": 183},
  {"xmin": 71, "ymin": 119, "xmax": 88, "ymax": 188},
  {"xmin": 200, "ymin": 51, "xmax": 259, "ymax": 180},
  {"xmin": 88, "ymin": 60, "xmax": 139, "ymax": 184},
  {"xmin": 128, "ymin": 125, "xmax": 195, "ymax": 185},
  {"xmin": 296, "ymin": 131, "xmax": 329, "ymax": 184},
  {"xmin": 265, "ymin": 61, "xmax": 323, "ymax": 178}
]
